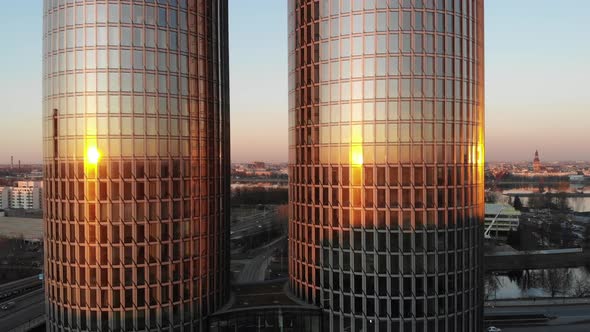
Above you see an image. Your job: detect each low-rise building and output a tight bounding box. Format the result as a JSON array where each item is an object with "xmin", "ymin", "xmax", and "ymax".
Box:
[
  {"xmin": 0, "ymin": 181, "xmax": 43, "ymax": 210},
  {"xmin": 485, "ymin": 203, "xmax": 520, "ymax": 240},
  {"xmin": 0, "ymin": 186, "xmax": 11, "ymax": 209}
]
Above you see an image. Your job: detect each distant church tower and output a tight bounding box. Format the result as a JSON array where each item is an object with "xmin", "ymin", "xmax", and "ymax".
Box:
[{"xmin": 533, "ymin": 150, "xmax": 542, "ymax": 172}]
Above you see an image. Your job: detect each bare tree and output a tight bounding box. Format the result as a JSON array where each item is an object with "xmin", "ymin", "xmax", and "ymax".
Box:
[
  {"xmin": 571, "ymin": 275, "xmax": 590, "ymax": 298},
  {"xmin": 543, "ymin": 269, "xmax": 572, "ymax": 297},
  {"xmin": 485, "ymin": 274, "xmax": 502, "ymax": 300},
  {"xmin": 584, "ymin": 225, "xmax": 590, "ymax": 249}
]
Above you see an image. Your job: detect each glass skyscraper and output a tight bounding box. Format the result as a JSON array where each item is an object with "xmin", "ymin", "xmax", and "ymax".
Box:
[
  {"xmin": 42, "ymin": 1, "xmax": 230, "ymax": 331},
  {"xmin": 288, "ymin": 0, "xmax": 485, "ymax": 331}
]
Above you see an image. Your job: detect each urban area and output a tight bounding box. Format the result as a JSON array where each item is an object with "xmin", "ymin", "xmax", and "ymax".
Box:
[
  {"xmin": 0, "ymin": 1, "xmax": 588, "ymax": 332},
  {"xmin": 1, "ymin": 152, "xmax": 590, "ymax": 331}
]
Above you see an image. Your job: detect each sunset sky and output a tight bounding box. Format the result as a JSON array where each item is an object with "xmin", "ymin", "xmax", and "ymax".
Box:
[{"xmin": 0, "ymin": 0, "xmax": 588, "ymax": 164}]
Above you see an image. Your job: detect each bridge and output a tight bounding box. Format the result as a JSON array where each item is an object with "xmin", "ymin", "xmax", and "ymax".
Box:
[
  {"xmin": 3, "ymin": 276, "xmax": 590, "ymax": 332},
  {"xmin": 504, "ymin": 192, "xmax": 590, "ymax": 198},
  {"xmin": 485, "ymin": 248, "xmax": 590, "ymax": 272}
]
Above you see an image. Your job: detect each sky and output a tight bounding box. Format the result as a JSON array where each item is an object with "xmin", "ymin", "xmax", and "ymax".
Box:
[{"xmin": 0, "ymin": 0, "xmax": 588, "ymax": 164}]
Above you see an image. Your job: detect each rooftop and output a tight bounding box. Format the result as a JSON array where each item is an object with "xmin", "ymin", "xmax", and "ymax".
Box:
[
  {"xmin": 213, "ymin": 279, "xmax": 318, "ymax": 315},
  {"xmin": 485, "ymin": 203, "xmax": 521, "ymax": 216}
]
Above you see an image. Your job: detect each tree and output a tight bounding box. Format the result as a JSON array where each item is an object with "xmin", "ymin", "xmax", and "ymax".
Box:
[
  {"xmin": 554, "ymin": 193, "xmax": 570, "ymax": 212},
  {"xmin": 584, "ymin": 225, "xmax": 590, "ymax": 249},
  {"xmin": 513, "ymin": 195, "xmax": 523, "ymax": 211},
  {"xmin": 231, "ymin": 187, "xmax": 288, "ymax": 206},
  {"xmin": 543, "ymin": 269, "xmax": 572, "ymax": 297},
  {"xmin": 506, "ymin": 227, "xmax": 522, "ymax": 249},
  {"xmin": 528, "ymin": 196, "xmax": 546, "ymax": 210},
  {"xmin": 485, "ymin": 191, "xmax": 499, "ymax": 203},
  {"xmin": 548, "ymin": 222, "xmax": 563, "ymax": 247},
  {"xmin": 572, "ymin": 275, "xmax": 590, "ymax": 297},
  {"xmin": 485, "ymin": 274, "xmax": 502, "ymax": 300}
]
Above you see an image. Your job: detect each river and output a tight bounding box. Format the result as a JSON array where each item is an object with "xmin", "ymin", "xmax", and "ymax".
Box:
[
  {"xmin": 485, "ymin": 267, "xmax": 590, "ymax": 299},
  {"xmin": 497, "ymin": 184, "xmax": 590, "ymax": 212}
]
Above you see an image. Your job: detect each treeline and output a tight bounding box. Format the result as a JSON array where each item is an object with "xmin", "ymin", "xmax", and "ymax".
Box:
[
  {"xmin": 231, "ymin": 187, "xmax": 288, "ymax": 206},
  {"xmin": 498, "ymin": 174, "xmax": 570, "ymax": 183},
  {"xmin": 526, "ymin": 193, "xmax": 571, "ymax": 211}
]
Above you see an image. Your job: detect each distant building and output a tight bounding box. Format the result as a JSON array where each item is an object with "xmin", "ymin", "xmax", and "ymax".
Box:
[
  {"xmin": 0, "ymin": 181, "xmax": 43, "ymax": 210},
  {"xmin": 12, "ymin": 181, "xmax": 43, "ymax": 210},
  {"xmin": 533, "ymin": 150, "xmax": 542, "ymax": 172},
  {"xmin": 0, "ymin": 188, "xmax": 8, "ymax": 209},
  {"xmin": 485, "ymin": 203, "xmax": 520, "ymax": 239},
  {"xmin": 253, "ymin": 161, "xmax": 266, "ymax": 169}
]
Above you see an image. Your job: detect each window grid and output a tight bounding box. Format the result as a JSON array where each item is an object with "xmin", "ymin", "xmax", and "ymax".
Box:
[
  {"xmin": 288, "ymin": 1, "xmax": 485, "ymax": 331},
  {"xmin": 43, "ymin": 1, "xmax": 230, "ymax": 331}
]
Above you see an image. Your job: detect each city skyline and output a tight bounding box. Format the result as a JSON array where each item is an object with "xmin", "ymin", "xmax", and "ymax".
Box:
[
  {"xmin": 0, "ymin": 1, "xmax": 588, "ymax": 332},
  {"xmin": 1, "ymin": 0, "xmax": 590, "ymax": 164}
]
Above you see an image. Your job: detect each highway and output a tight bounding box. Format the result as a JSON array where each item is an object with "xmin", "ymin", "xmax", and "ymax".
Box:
[
  {"xmin": 235, "ymin": 236, "xmax": 286, "ymax": 284},
  {"xmin": 0, "ymin": 288, "xmax": 45, "ymax": 331},
  {"xmin": 230, "ymin": 208, "xmax": 279, "ymax": 241},
  {"xmin": 500, "ymin": 325, "xmax": 590, "ymax": 332},
  {"xmin": 0, "ymin": 275, "xmax": 43, "ymax": 302},
  {"xmin": 486, "ymin": 304, "xmax": 590, "ymax": 331}
]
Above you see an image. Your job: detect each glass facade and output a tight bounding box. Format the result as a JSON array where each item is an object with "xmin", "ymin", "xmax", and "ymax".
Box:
[
  {"xmin": 42, "ymin": 0, "xmax": 230, "ymax": 331},
  {"xmin": 288, "ymin": 0, "xmax": 485, "ymax": 331}
]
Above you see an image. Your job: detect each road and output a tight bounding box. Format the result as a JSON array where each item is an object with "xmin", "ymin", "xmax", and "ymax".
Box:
[
  {"xmin": 0, "ymin": 288, "xmax": 45, "ymax": 331},
  {"xmin": 230, "ymin": 208, "xmax": 278, "ymax": 240},
  {"xmin": 235, "ymin": 236, "xmax": 286, "ymax": 283},
  {"xmin": 486, "ymin": 304, "xmax": 590, "ymax": 332},
  {"xmin": 499, "ymin": 324, "xmax": 590, "ymax": 332}
]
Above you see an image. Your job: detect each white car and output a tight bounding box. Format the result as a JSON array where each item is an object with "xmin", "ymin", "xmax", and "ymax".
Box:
[
  {"xmin": 0, "ymin": 301, "xmax": 15, "ymax": 310},
  {"xmin": 487, "ymin": 327, "xmax": 502, "ymax": 332}
]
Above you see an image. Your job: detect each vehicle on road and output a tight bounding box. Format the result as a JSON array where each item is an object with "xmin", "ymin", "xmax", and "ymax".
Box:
[
  {"xmin": 0, "ymin": 301, "xmax": 15, "ymax": 310},
  {"xmin": 487, "ymin": 327, "xmax": 502, "ymax": 332}
]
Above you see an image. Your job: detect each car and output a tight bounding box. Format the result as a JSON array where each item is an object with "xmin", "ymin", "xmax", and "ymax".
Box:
[
  {"xmin": 0, "ymin": 301, "xmax": 15, "ymax": 310},
  {"xmin": 487, "ymin": 327, "xmax": 502, "ymax": 332}
]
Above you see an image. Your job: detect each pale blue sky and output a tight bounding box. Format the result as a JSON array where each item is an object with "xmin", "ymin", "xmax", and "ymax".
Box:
[{"xmin": 0, "ymin": 0, "xmax": 588, "ymax": 163}]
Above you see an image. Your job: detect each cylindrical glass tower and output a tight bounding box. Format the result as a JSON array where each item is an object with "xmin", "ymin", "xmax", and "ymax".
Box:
[
  {"xmin": 42, "ymin": 1, "xmax": 230, "ymax": 331},
  {"xmin": 288, "ymin": 1, "xmax": 485, "ymax": 331}
]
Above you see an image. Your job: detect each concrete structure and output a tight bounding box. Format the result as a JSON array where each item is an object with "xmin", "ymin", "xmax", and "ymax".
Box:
[
  {"xmin": 42, "ymin": 1, "xmax": 230, "ymax": 331},
  {"xmin": 209, "ymin": 280, "xmax": 322, "ymax": 331},
  {"xmin": 0, "ymin": 181, "xmax": 43, "ymax": 210},
  {"xmin": 288, "ymin": 1, "xmax": 486, "ymax": 331},
  {"xmin": 484, "ymin": 203, "xmax": 520, "ymax": 239}
]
